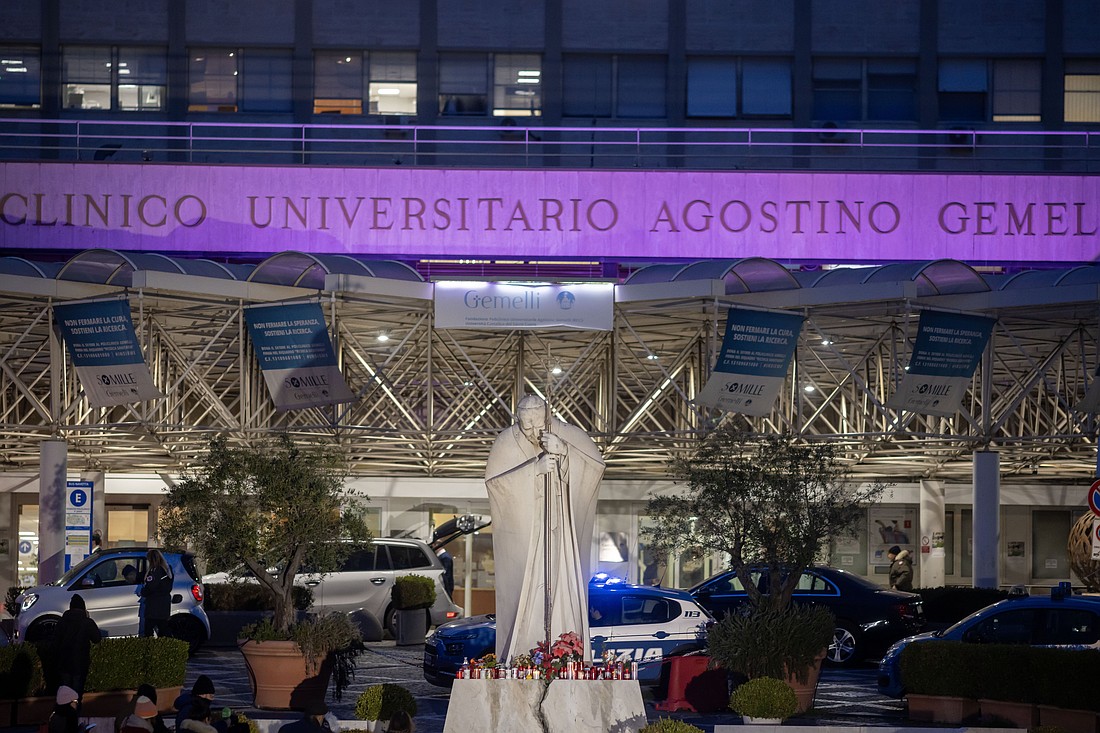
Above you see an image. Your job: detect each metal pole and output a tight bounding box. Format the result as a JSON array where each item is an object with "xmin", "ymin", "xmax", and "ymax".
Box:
[{"xmin": 543, "ymin": 362, "xmax": 553, "ymax": 651}]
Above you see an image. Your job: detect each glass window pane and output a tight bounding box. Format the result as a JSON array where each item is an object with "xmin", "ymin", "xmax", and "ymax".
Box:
[
  {"xmin": 743, "ymin": 58, "xmax": 791, "ymax": 116},
  {"xmin": 63, "ymin": 46, "xmax": 112, "ymax": 110},
  {"xmin": 493, "ymin": 53, "xmax": 541, "ymax": 117},
  {"xmin": 189, "ymin": 48, "xmax": 238, "ymax": 111},
  {"xmin": 242, "ymin": 49, "xmax": 292, "ymax": 113},
  {"xmin": 369, "ymin": 51, "xmax": 417, "ymax": 116},
  {"xmin": 439, "ymin": 53, "xmax": 488, "ymax": 115},
  {"xmin": 993, "ymin": 59, "xmax": 1041, "ymax": 121},
  {"xmin": 813, "ymin": 58, "xmax": 861, "ymax": 121},
  {"xmin": 315, "ymin": 51, "xmax": 362, "ymax": 114},
  {"xmin": 1064, "ymin": 61, "xmax": 1100, "ymax": 123},
  {"xmin": 867, "ymin": 58, "xmax": 917, "ymax": 121},
  {"xmin": 117, "ymin": 47, "xmax": 166, "ymax": 85},
  {"xmin": 687, "ymin": 57, "xmax": 736, "ymax": 118},
  {"xmin": 0, "ymin": 46, "xmax": 42, "ymax": 108},
  {"xmin": 563, "ymin": 54, "xmax": 612, "ymax": 117},
  {"xmin": 939, "ymin": 59, "xmax": 988, "ymax": 92},
  {"xmin": 616, "ymin": 55, "xmax": 665, "ymax": 118},
  {"xmin": 1031, "ymin": 510, "xmax": 1070, "ymax": 580}
]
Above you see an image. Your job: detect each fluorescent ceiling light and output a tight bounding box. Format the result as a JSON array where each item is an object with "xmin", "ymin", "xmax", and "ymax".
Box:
[
  {"xmin": 517, "ymin": 70, "xmax": 540, "ymax": 77},
  {"xmin": 376, "ymin": 88, "xmax": 401, "ymax": 95}
]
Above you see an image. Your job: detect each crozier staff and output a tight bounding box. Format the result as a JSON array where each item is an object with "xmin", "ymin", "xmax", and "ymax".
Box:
[{"xmin": 485, "ymin": 394, "xmax": 605, "ymax": 662}]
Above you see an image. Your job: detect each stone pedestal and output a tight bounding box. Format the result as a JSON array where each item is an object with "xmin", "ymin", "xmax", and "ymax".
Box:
[{"xmin": 443, "ymin": 678, "xmax": 647, "ymax": 733}]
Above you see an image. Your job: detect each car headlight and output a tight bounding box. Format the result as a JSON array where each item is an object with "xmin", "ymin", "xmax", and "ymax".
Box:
[{"xmin": 20, "ymin": 592, "xmax": 39, "ymax": 612}]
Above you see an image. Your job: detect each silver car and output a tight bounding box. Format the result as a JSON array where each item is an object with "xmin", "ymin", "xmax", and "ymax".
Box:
[
  {"xmin": 15, "ymin": 547, "xmax": 211, "ymax": 652},
  {"xmin": 204, "ymin": 537, "xmax": 463, "ymax": 641}
]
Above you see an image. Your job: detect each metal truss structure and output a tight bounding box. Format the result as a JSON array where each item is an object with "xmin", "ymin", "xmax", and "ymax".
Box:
[{"xmin": 1, "ymin": 261, "xmax": 1098, "ymax": 484}]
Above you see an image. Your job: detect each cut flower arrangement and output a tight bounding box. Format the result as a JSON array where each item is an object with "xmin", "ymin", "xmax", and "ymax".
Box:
[{"xmin": 455, "ymin": 632, "xmax": 637, "ymax": 681}]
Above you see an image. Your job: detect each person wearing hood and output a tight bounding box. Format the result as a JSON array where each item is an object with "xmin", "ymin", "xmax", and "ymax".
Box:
[
  {"xmin": 119, "ymin": 695, "xmax": 160, "ymax": 733},
  {"xmin": 174, "ymin": 675, "xmax": 217, "ymax": 732},
  {"xmin": 179, "ymin": 698, "xmax": 218, "ymax": 733},
  {"xmin": 48, "ymin": 685, "xmax": 86, "ymax": 733},
  {"xmin": 887, "ymin": 545, "xmax": 914, "ymax": 592},
  {"xmin": 53, "ymin": 594, "xmax": 101, "ymax": 695}
]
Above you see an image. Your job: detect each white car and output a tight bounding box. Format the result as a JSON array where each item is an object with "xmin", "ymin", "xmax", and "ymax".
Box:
[
  {"xmin": 204, "ymin": 537, "xmax": 462, "ymax": 641},
  {"xmin": 16, "ymin": 547, "xmax": 211, "ymax": 652}
]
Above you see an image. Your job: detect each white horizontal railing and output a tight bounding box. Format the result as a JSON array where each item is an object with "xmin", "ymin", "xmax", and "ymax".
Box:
[{"xmin": 1, "ymin": 118, "xmax": 1098, "ymax": 171}]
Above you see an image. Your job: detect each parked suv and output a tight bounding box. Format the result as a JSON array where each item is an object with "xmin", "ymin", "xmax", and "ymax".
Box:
[
  {"xmin": 15, "ymin": 547, "xmax": 211, "ymax": 652},
  {"xmin": 204, "ymin": 537, "xmax": 462, "ymax": 641}
]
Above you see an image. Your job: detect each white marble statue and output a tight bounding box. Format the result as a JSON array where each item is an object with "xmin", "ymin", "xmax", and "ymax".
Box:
[{"xmin": 485, "ymin": 394, "xmax": 605, "ymax": 663}]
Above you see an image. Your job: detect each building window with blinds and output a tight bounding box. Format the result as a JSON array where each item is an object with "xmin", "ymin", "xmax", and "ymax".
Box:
[{"xmin": 0, "ymin": 46, "xmax": 42, "ymax": 109}]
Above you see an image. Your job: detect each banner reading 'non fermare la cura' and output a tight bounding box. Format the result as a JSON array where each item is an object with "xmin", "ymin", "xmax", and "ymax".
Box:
[
  {"xmin": 886, "ymin": 310, "xmax": 995, "ymax": 416},
  {"xmin": 696, "ymin": 308, "xmax": 804, "ymax": 416},
  {"xmin": 244, "ymin": 302, "xmax": 354, "ymax": 410},
  {"xmin": 53, "ymin": 298, "xmax": 164, "ymax": 407}
]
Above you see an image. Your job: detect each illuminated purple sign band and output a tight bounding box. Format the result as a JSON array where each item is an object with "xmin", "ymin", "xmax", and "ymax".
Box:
[{"xmin": 1, "ymin": 162, "xmax": 1097, "ymax": 264}]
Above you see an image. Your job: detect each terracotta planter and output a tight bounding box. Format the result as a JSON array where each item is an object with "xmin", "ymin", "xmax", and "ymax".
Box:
[
  {"xmin": 907, "ymin": 693, "xmax": 980, "ymax": 724},
  {"xmin": 979, "ymin": 699, "xmax": 1038, "ymax": 728},
  {"xmin": 1039, "ymin": 705, "xmax": 1100, "ymax": 733},
  {"xmin": 786, "ymin": 650, "xmax": 826, "ymax": 714},
  {"xmin": 239, "ymin": 639, "xmax": 333, "ymax": 710},
  {"xmin": 15, "ymin": 694, "xmax": 55, "ymax": 725}
]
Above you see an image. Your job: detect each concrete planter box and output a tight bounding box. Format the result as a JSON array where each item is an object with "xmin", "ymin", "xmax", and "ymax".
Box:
[
  {"xmin": 1039, "ymin": 705, "xmax": 1100, "ymax": 733},
  {"xmin": 979, "ymin": 698, "xmax": 1038, "ymax": 728},
  {"xmin": 906, "ymin": 693, "xmax": 981, "ymax": 724}
]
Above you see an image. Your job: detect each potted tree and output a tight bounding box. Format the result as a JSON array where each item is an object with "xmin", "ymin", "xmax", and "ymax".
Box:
[
  {"xmin": 729, "ymin": 676, "xmax": 799, "ymax": 724},
  {"xmin": 644, "ymin": 427, "xmax": 886, "ymax": 713},
  {"xmin": 159, "ymin": 435, "xmax": 372, "ymax": 709},
  {"xmin": 390, "ymin": 575, "xmax": 436, "ymax": 646}
]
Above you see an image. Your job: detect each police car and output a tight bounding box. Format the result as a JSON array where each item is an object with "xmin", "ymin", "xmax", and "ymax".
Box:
[{"xmin": 423, "ymin": 575, "xmax": 712, "ymax": 686}]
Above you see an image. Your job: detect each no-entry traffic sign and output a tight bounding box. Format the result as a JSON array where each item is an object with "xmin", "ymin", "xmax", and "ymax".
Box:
[{"xmin": 1089, "ymin": 479, "xmax": 1100, "ymax": 517}]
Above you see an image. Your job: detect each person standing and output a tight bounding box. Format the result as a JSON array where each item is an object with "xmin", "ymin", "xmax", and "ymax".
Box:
[
  {"xmin": 485, "ymin": 394, "xmax": 605, "ymax": 663},
  {"xmin": 887, "ymin": 545, "xmax": 914, "ymax": 592},
  {"xmin": 53, "ymin": 593, "xmax": 101, "ymax": 695},
  {"xmin": 435, "ymin": 546, "xmax": 454, "ymax": 599},
  {"xmin": 140, "ymin": 549, "xmax": 173, "ymax": 637}
]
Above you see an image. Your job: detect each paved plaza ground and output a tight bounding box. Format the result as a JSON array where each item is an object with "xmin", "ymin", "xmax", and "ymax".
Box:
[{"xmin": 184, "ymin": 642, "xmax": 909, "ymax": 733}]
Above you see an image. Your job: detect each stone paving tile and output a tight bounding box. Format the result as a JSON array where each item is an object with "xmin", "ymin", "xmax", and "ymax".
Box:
[{"xmin": 185, "ymin": 643, "xmax": 910, "ymax": 733}]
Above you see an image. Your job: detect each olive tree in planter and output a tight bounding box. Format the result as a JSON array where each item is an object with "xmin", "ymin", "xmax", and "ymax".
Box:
[
  {"xmin": 644, "ymin": 427, "xmax": 886, "ymax": 711},
  {"xmin": 159, "ymin": 435, "xmax": 372, "ymax": 709}
]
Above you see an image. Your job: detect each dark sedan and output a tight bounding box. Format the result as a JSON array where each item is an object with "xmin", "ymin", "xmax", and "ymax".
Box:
[{"xmin": 689, "ymin": 565, "xmax": 925, "ymax": 665}]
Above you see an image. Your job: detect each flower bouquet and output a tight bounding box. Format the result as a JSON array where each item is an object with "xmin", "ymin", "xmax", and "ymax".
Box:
[{"xmin": 530, "ymin": 631, "xmax": 584, "ymax": 680}]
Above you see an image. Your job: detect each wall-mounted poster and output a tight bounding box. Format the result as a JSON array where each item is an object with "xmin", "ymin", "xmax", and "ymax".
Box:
[{"xmin": 869, "ymin": 506, "xmax": 916, "ymax": 566}]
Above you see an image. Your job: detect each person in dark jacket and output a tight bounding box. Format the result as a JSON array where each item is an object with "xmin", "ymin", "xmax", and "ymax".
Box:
[
  {"xmin": 140, "ymin": 548, "xmax": 173, "ymax": 637},
  {"xmin": 277, "ymin": 701, "xmax": 331, "ymax": 733},
  {"xmin": 887, "ymin": 545, "xmax": 914, "ymax": 592},
  {"xmin": 48, "ymin": 685, "xmax": 84, "ymax": 733},
  {"xmin": 174, "ymin": 675, "xmax": 217, "ymax": 732},
  {"xmin": 53, "ymin": 593, "xmax": 101, "ymax": 695}
]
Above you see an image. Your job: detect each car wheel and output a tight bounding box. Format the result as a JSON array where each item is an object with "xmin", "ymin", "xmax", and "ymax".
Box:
[
  {"xmin": 384, "ymin": 604, "xmax": 398, "ymax": 638},
  {"xmin": 168, "ymin": 615, "xmax": 207, "ymax": 654},
  {"xmin": 827, "ymin": 624, "xmax": 859, "ymax": 665},
  {"xmin": 25, "ymin": 617, "xmax": 61, "ymax": 643}
]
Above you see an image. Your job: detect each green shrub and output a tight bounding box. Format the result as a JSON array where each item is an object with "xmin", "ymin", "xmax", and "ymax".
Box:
[
  {"xmin": 915, "ymin": 587, "xmax": 1010, "ymax": 625},
  {"xmin": 706, "ymin": 605, "xmax": 834, "ymax": 683},
  {"xmin": 639, "ymin": 719, "xmax": 705, "ymax": 733},
  {"xmin": 82, "ymin": 637, "xmax": 189, "ymax": 692},
  {"xmin": 354, "ymin": 683, "xmax": 417, "ymax": 721},
  {"xmin": 0, "ymin": 643, "xmax": 46, "ymax": 698},
  {"xmin": 391, "ymin": 575, "xmax": 436, "ymax": 610},
  {"xmin": 204, "ymin": 583, "xmax": 313, "ymax": 612},
  {"xmin": 729, "ymin": 676, "xmax": 799, "ymax": 720},
  {"xmin": 898, "ymin": 641, "xmax": 985, "ymax": 700}
]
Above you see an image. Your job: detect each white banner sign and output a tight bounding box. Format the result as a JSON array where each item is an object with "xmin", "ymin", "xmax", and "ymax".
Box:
[
  {"xmin": 434, "ymin": 282, "xmax": 614, "ymax": 330},
  {"xmin": 1092, "ymin": 518, "xmax": 1100, "ymax": 561}
]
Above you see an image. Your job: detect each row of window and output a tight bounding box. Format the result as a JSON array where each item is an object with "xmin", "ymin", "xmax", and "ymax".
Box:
[{"xmin": 2, "ymin": 46, "xmax": 1099, "ymax": 123}]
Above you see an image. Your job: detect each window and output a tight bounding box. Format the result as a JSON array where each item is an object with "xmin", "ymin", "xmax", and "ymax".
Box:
[
  {"xmin": 313, "ymin": 51, "xmax": 417, "ymax": 116},
  {"xmin": 967, "ymin": 609, "xmax": 1035, "ymax": 644},
  {"xmin": 0, "ymin": 46, "xmax": 41, "ymax": 108},
  {"xmin": 493, "ymin": 53, "xmax": 541, "ymax": 117},
  {"xmin": 794, "ymin": 572, "xmax": 838, "ymax": 596},
  {"xmin": 813, "ymin": 57, "xmax": 916, "ymax": 123},
  {"xmin": 388, "ymin": 544, "xmax": 432, "ymax": 570},
  {"xmin": 563, "ymin": 54, "xmax": 666, "ymax": 119},
  {"xmin": 241, "ymin": 49, "xmax": 292, "ymax": 112},
  {"xmin": 621, "ymin": 595, "xmax": 679, "ymax": 625},
  {"xmin": 939, "ymin": 58, "xmax": 987, "ymax": 122},
  {"xmin": 993, "ymin": 59, "xmax": 1041, "ymax": 122},
  {"xmin": 1038, "ymin": 609, "xmax": 1100, "ymax": 646},
  {"xmin": 189, "ymin": 48, "xmax": 238, "ymax": 111},
  {"xmin": 687, "ymin": 57, "xmax": 792, "ymax": 118},
  {"xmin": 63, "ymin": 46, "xmax": 166, "ymax": 112},
  {"xmin": 1064, "ymin": 59, "xmax": 1100, "ymax": 123},
  {"xmin": 439, "ymin": 53, "xmax": 488, "ymax": 115}
]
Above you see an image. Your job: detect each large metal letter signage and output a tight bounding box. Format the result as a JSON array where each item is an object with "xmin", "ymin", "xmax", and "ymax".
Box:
[
  {"xmin": 887, "ymin": 310, "xmax": 995, "ymax": 417},
  {"xmin": 696, "ymin": 308, "xmax": 804, "ymax": 416},
  {"xmin": 53, "ymin": 298, "xmax": 164, "ymax": 407},
  {"xmin": 244, "ymin": 302, "xmax": 354, "ymax": 410}
]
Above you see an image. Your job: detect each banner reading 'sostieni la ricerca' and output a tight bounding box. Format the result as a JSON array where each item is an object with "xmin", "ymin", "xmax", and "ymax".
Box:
[
  {"xmin": 696, "ymin": 308, "xmax": 804, "ymax": 416},
  {"xmin": 244, "ymin": 302, "xmax": 354, "ymax": 410},
  {"xmin": 886, "ymin": 310, "xmax": 995, "ymax": 416},
  {"xmin": 53, "ymin": 298, "xmax": 164, "ymax": 407}
]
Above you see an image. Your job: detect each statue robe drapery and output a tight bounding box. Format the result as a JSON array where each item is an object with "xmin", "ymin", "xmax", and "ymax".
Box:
[{"xmin": 485, "ymin": 417, "xmax": 604, "ymax": 663}]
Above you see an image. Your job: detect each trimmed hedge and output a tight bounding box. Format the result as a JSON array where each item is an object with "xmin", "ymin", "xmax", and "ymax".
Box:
[
  {"xmin": 900, "ymin": 640, "xmax": 1100, "ymax": 710},
  {"xmin": 391, "ymin": 575, "xmax": 436, "ymax": 611},
  {"xmin": 203, "ymin": 583, "xmax": 313, "ymax": 612},
  {"xmin": 83, "ymin": 637, "xmax": 190, "ymax": 692},
  {"xmin": 0, "ymin": 643, "xmax": 46, "ymax": 698}
]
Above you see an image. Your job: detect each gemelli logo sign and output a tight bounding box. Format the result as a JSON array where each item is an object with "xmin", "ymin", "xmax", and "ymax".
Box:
[{"xmin": 435, "ymin": 282, "xmax": 613, "ymax": 331}]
